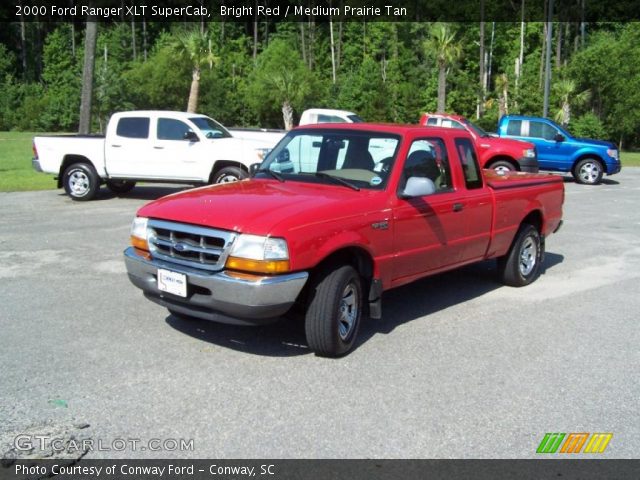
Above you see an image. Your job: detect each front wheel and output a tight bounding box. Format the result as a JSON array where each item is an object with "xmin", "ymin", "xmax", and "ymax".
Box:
[
  {"xmin": 488, "ymin": 160, "xmax": 516, "ymax": 175},
  {"xmin": 497, "ymin": 224, "xmax": 543, "ymax": 287},
  {"xmin": 106, "ymin": 179, "xmax": 136, "ymax": 194},
  {"xmin": 573, "ymin": 158, "xmax": 603, "ymax": 185},
  {"xmin": 212, "ymin": 166, "xmax": 247, "ymax": 184},
  {"xmin": 63, "ymin": 163, "xmax": 99, "ymax": 201},
  {"xmin": 305, "ymin": 265, "xmax": 363, "ymax": 357}
]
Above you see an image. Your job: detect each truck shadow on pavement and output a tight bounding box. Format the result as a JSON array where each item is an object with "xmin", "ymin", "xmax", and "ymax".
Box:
[
  {"xmin": 165, "ymin": 252, "xmax": 564, "ymax": 357},
  {"xmin": 58, "ymin": 185, "xmax": 191, "ymax": 201}
]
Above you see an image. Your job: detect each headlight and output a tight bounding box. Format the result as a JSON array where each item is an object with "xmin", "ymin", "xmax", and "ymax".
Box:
[
  {"xmin": 130, "ymin": 216, "xmax": 149, "ymax": 251},
  {"xmin": 255, "ymin": 148, "xmax": 271, "ymax": 162},
  {"xmin": 225, "ymin": 234, "xmax": 290, "ymax": 274},
  {"xmin": 523, "ymin": 148, "xmax": 536, "ymax": 158},
  {"xmin": 607, "ymin": 148, "xmax": 619, "ymax": 160}
]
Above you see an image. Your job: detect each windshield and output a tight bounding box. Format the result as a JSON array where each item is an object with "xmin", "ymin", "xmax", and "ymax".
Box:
[
  {"xmin": 463, "ymin": 119, "xmax": 489, "ymax": 137},
  {"xmin": 256, "ymin": 130, "xmax": 400, "ymax": 190},
  {"xmin": 189, "ymin": 116, "xmax": 231, "ymax": 139}
]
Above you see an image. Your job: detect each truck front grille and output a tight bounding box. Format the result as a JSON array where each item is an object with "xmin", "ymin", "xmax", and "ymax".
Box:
[{"xmin": 147, "ymin": 219, "xmax": 236, "ymax": 272}]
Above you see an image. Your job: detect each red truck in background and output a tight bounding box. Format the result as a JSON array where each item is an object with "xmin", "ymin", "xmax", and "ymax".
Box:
[
  {"xmin": 124, "ymin": 124, "xmax": 564, "ymax": 357},
  {"xmin": 420, "ymin": 113, "xmax": 539, "ymax": 174}
]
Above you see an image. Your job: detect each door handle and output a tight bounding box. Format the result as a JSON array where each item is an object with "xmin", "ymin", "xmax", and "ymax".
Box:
[
  {"xmin": 153, "ymin": 146, "xmax": 164, "ymax": 149},
  {"xmin": 111, "ymin": 144, "xmax": 121, "ymax": 148},
  {"xmin": 453, "ymin": 202, "xmax": 464, "ymax": 212}
]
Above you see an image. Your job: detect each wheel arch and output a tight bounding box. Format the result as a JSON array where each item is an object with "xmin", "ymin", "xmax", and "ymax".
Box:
[
  {"xmin": 571, "ymin": 153, "xmax": 604, "ymax": 173},
  {"xmin": 298, "ymin": 245, "xmax": 376, "ymax": 308},
  {"xmin": 58, "ymin": 155, "xmax": 97, "ymax": 188},
  {"xmin": 209, "ymin": 160, "xmax": 248, "ymax": 183},
  {"xmin": 486, "ymin": 155, "xmax": 519, "ymax": 171}
]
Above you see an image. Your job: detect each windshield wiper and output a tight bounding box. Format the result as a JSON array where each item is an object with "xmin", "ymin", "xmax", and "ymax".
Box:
[
  {"xmin": 255, "ymin": 168, "xmax": 285, "ymax": 182},
  {"xmin": 314, "ymin": 172, "xmax": 360, "ymax": 191}
]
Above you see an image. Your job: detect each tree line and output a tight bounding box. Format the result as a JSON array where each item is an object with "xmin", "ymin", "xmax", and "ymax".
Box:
[{"xmin": 0, "ymin": 20, "xmax": 638, "ymax": 149}]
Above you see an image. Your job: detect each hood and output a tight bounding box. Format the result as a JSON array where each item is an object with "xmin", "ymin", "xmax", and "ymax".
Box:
[
  {"xmin": 211, "ymin": 136, "xmax": 273, "ymax": 150},
  {"xmin": 575, "ymin": 137, "xmax": 616, "ymax": 149},
  {"xmin": 137, "ymin": 179, "xmax": 384, "ymax": 236}
]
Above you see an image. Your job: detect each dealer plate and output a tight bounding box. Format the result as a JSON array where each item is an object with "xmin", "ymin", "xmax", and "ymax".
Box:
[{"xmin": 157, "ymin": 269, "xmax": 187, "ymax": 297}]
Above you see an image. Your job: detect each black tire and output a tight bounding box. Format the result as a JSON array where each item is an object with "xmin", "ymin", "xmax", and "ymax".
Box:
[
  {"xmin": 305, "ymin": 265, "xmax": 363, "ymax": 357},
  {"xmin": 63, "ymin": 163, "xmax": 99, "ymax": 201},
  {"xmin": 488, "ymin": 159, "xmax": 516, "ymax": 174},
  {"xmin": 572, "ymin": 158, "xmax": 603, "ymax": 185},
  {"xmin": 106, "ymin": 179, "xmax": 136, "ymax": 194},
  {"xmin": 497, "ymin": 224, "xmax": 543, "ymax": 287},
  {"xmin": 212, "ymin": 166, "xmax": 247, "ymax": 184}
]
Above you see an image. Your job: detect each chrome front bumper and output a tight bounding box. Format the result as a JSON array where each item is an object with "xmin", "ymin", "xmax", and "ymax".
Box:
[{"xmin": 124, "ymin": 247, "xmax": 308, "ymax": 325}]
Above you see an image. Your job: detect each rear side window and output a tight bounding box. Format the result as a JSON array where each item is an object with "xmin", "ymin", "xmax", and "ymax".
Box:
[
  {"xmin": 455, "ymin": 138, "xmax": 483, "ymax": 190},
  {"xmin": 506, "ymin": 120, "xmax": 522, "ymax": 136},
  {"xmin": 426, "ymin": 117, "xmax": 439, "ymax": 126},
  {"xmin": 116, "ymin": 117, "xmax": 149, "ymax": 139}
]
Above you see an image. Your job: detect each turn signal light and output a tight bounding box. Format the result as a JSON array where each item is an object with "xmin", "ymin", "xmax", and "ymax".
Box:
[
  {"xmin": 131, "ymin": 235, "xmax": 149, "ymax": 252},
  {"xmin": 225, "ymin": 256, "xmax": 290, "ymax": 274}
]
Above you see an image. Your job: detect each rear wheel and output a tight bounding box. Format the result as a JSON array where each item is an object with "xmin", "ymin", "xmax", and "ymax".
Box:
[
  {"xmin": 212, "ymin": 166, "xmax": 247, "ymax": 184},
  {"xmin": 63, "ymin": 163, "xmax": 99, "ymax": 201},
  {"xmin": 497, "ymin": 224, "xmax": 542, "ymax": 287},
  {"xmin": 488, "ymin": 159, "xmax": 516, "ymax": 175},
  {"xmin": 106, "ymin": 179, "xmax": 136, "ymax": 194},
  {"xmin": 305, "ymin": 265, "xmax": 363, "ymax": 357},
  {"xmin": 573, "ymin": 158, "xmax": 603, "ymax": 185}
]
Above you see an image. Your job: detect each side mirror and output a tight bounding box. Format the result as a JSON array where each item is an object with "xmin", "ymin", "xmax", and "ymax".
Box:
[
  {"xmin": 249, "ymin": 163, "xmax": 261, "ymax": 176},
  {"xmin": 554, "ymin": 133, "xmax": 565, "ymax": 142},
  {"xmin": 184, "ymin": 131, "xmax": 199, "ymax": 142},
  {"xmin": 400, "ymin": 177, "xmax": 436, "ymax": 198}
]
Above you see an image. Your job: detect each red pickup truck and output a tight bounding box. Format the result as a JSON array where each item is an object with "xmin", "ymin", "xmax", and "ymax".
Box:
[
  {"xmin": 124, "ymin": 124, "xmax": 563, "ymax": 357},
  {"xmin": 420, "ymin": 113, "xmax": 539, "ymax": 174}
]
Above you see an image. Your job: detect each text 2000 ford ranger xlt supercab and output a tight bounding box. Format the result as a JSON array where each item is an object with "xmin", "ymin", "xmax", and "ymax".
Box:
[{"xmin": 124, "ymin": 124, "xmax": 564, "ymax": 357}]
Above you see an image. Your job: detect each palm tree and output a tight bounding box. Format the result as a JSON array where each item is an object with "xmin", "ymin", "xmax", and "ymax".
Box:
[
  {"xmin": 425, "ymin": 24, "xmax": 462, "ymax": 112},
  {"xmin": 553, "ymin": 78, "xmax": 590, "ymax": 126},
  {"xmin": 172, "ymin": 29, "xmax": 217, "ymax": 113},
  {"xmin": 495, "ymin": 73, "xmax": 509, "ymax": 119}
]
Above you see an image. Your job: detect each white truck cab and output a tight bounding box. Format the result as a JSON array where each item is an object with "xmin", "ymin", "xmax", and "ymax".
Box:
[{"xmin": 32, "ymin": 111, "xmax": 274, "ymax": 201}]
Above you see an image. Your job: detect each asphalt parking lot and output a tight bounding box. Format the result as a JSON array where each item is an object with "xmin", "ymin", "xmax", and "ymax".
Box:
[{"xmin": 1, "ymin": 169, "xmax": 639, "ymax": 459}]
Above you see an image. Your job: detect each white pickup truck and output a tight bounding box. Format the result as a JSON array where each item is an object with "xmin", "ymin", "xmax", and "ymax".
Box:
[
  {"xmin": 32, "ymin": 109, "xmax": 364, "ymax": 201},
  {"xmin": 32, "ymin": 111, "xmax": 275, "ymax": 201}
]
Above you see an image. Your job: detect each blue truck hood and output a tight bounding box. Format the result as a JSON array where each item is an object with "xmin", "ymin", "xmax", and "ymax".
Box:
[{"xmin": 575, "ymin": 137, "xmax": 616, "ymax": 149}]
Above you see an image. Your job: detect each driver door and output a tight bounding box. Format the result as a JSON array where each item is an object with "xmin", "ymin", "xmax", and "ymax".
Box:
[{"xmin": 392, "ymin": 138, "xmax": 467, "ymax": 284}]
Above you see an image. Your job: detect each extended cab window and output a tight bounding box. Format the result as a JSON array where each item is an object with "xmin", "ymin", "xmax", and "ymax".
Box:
[
  {"xmin": 317, "ymin": 114, "xmax": 348, "ymax": 123},
  {"xmin": 506, "ymin": 119, "xmax": 522, "ymax": 136},
  {"xmin": 402, "ymin": 138, "xmax": 452, "ymax": 193},
  {"xmin": 455, "ymin": 138, "xmax": 483, "ymax": 189},
  {"xmin": 426, "ymin": 117, "xmax": 439, "ymax": 126},
  {"xmin": 528, "ymin": 121, "xmax": 558, "ymax": 140},
  {"xmin": 116, "ymin": 117, "xmax": 149, "ymax": 139},
  {"xmin": 157, "ymin": 118, "xmax": 194, "ymax": 141}
]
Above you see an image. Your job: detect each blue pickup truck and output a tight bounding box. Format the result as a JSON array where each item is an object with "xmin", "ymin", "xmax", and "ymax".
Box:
[{"xmin": 497, "ymin": 115, "xmax": 621, "ymax": 185}]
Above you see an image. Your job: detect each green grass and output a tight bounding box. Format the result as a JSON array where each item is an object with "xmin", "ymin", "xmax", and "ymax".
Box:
[
  {"xmin": 621, "ymin": 151, "xmax": 640, "ymax": 167},
  {"xmin": 0, "ymin": 131, "xmax": 58, "ymax": 192}
]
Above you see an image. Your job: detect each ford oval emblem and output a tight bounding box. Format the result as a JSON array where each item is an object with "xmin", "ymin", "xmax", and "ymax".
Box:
[{"xmin": 174, "ymin": 242, "xmax": 189, "ymax": 252}]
